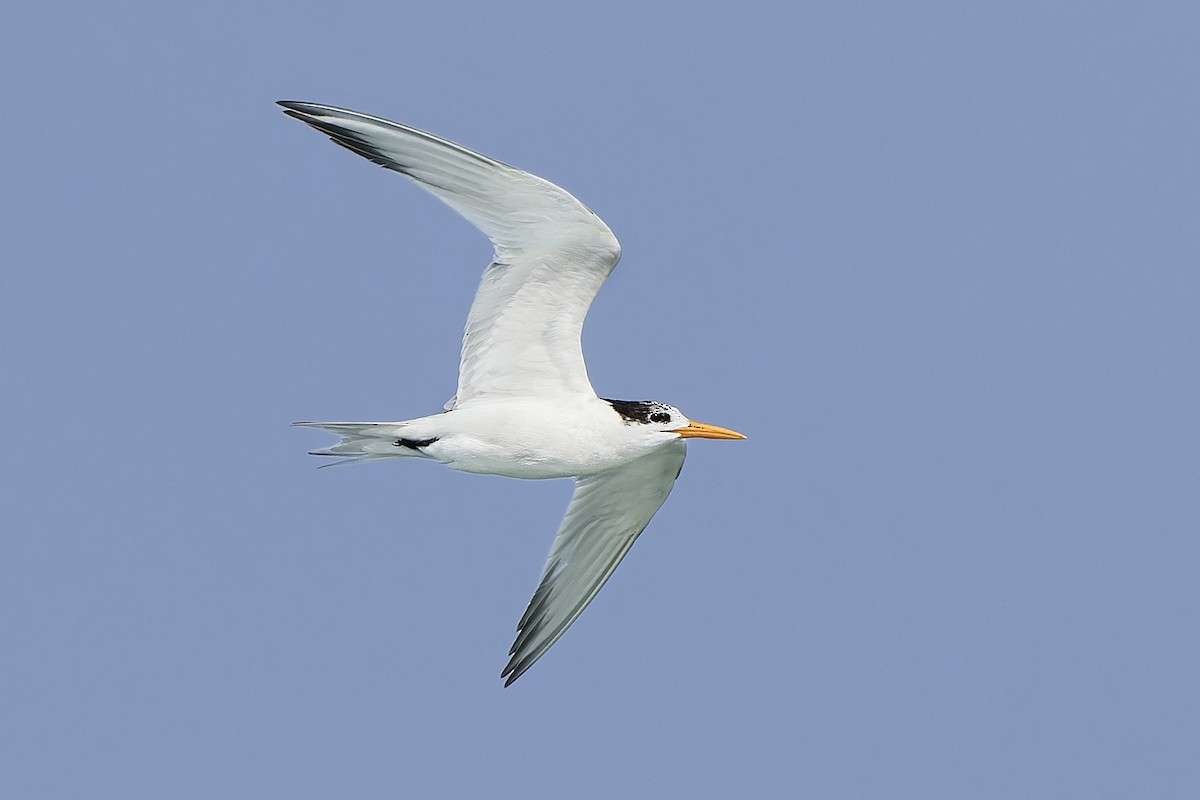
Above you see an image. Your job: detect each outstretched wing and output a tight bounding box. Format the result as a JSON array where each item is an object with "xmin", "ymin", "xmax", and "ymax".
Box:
[
  {"xmin": 279, "ymin": 102, "xmax": 621, "ymax": 403},
  {"xmin": 503, "ymin": 442, "xmax": 687, "ymax": 685}
]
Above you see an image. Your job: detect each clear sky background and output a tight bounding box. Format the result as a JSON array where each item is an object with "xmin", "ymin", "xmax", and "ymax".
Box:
[{"xmin": 3, "ymin": 2, "xmax": 1198, "ymax": 798}]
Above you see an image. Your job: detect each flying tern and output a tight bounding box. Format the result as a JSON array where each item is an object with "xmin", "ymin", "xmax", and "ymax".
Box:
[{"xmin": 280, "ymin": 101, "xmax": 745, "ymax": 685}]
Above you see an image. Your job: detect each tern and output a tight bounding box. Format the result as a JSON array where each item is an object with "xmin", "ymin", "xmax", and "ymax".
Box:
[{"xmin": 280, "ymin": 101, "xmax": 745, "ymax": 685}]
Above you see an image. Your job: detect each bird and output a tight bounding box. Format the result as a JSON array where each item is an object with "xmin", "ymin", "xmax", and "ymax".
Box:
[{"xmin": 280, "ymin": 101, "xmax": 745, "ymax": 685}]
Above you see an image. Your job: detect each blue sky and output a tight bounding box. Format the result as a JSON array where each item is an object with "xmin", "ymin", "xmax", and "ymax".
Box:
[{"xmin": 3, "ymin": 2, "xmax": 1198, "ymax": 797}]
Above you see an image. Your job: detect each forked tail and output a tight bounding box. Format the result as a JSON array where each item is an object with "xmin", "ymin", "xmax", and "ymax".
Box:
[{"xmin": 295, "ymin": 421, "xmax": 437, "ymax": 467}]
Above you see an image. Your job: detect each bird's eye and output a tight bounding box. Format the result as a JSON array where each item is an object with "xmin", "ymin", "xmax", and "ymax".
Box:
[{"xmin": 650, "ymin": 411, "xmax": 671, "ymax": 424}]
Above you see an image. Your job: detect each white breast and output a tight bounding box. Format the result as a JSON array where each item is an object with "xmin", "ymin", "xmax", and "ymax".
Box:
[{"xmin": 417, "ymin": 397, "xmax": 655, "ymax": 479}]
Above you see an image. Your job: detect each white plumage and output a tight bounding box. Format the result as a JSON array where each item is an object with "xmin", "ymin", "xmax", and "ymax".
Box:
[{"xmin": 281, "ymin": 102, "xmax": 744, "ymax": 685}]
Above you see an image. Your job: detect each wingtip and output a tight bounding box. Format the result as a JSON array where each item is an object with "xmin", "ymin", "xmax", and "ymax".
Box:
[
  {"xmin": 277, "ymin": 101, "xmax": 327, "ymax": 120},
  {"xmin": 501, "ymin": 644, "xmax": 542, "ymax": 686},
  {"xmin": 500, "ymin": 664, "xmax": 523, "ymax": 687}
]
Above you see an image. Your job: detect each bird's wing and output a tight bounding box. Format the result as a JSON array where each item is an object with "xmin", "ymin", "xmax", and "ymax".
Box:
[
  {"xmin": 502, "ymin": 441, "xmax": 687, "ymax": 685},
  {"xmin": 279, "ymin": 102, "xmax": 622, "ymax": 403}
]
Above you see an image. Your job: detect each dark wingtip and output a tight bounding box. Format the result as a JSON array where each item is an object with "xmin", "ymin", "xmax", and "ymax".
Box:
[
  {"xmin": 501, "ymin": 665, "xmax": 523, "ymax": 687},
  {"xmin": 501, "ymin": 650, "xmax": 528, "ymax": 686},
  {"xmin": 278, "ymin": 101, "xmax": 327, "ymax": 122}
]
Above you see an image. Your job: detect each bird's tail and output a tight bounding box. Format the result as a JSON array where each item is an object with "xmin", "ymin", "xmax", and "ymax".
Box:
[{"xmin": 294, "ymin": 421, "xmax": 435, "ymax": 467}]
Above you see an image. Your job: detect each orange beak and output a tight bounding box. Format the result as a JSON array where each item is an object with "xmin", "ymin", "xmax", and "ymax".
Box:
[{"xmin": 674, "ymin": 421, "xmax": 747, "ymax": 440}]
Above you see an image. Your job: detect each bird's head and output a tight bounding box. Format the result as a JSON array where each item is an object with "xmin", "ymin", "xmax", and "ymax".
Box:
[{"xmin": 605, "ymin": 399, "xmax": 746, "ymax": 443}]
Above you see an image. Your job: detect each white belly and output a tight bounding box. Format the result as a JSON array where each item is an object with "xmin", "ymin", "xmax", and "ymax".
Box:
[{"xmin": 414, "ymin": 397, "xmax": 647, "ymax": 479}]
